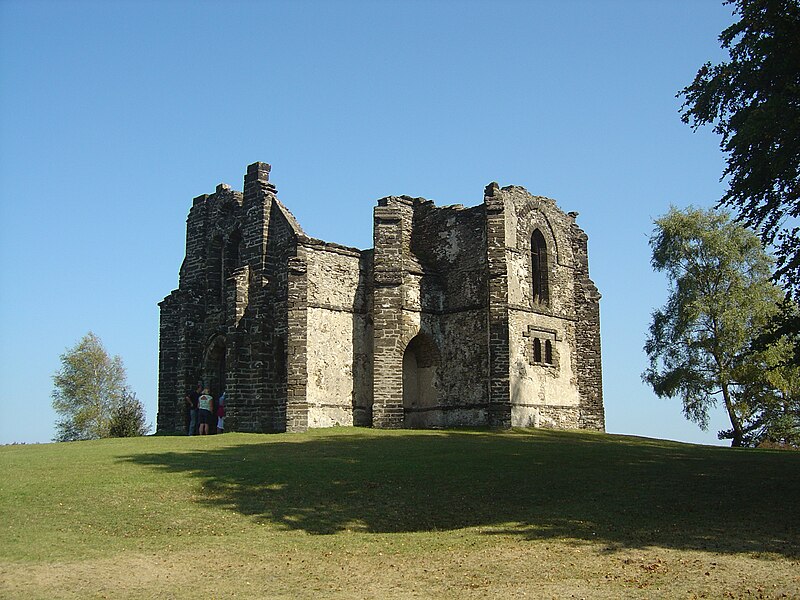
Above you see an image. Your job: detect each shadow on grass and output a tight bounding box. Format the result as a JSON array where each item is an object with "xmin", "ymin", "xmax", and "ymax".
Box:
[{"xmin": 122, "ymin": 429, "xmax": 800, "ymax": 556}]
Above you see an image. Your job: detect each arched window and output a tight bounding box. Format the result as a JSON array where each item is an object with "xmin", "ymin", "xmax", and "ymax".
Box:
[
  {"xmin": 545, "ymin": 340, "xmax": 553, "ymax": 365},
  {"xmin": 531, "ymin": 229, "xmax": 549, "ymax": 305}
]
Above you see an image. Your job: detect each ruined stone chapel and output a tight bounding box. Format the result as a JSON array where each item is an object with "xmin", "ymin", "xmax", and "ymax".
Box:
[{"xmin": 157, "ymin": 162, "xmax": 604, "ymax": 434}]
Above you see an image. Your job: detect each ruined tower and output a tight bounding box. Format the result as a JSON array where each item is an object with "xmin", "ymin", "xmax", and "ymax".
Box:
[{"xmin": 157, "ymin": 162, "xmax": 604, "ymax": 434}]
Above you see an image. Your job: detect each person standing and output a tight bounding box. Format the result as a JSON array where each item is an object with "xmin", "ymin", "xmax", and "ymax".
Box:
[
  {"xmin": 186, "ymin": 383, "xmax": 201, "ymax": 435},
  {"xmin": 197, "ymin": 387, "xmax": 214, "ymax": 435},
  {"xmin": 216, "ymin": 391, "xmax": 226, "ymax": 434}
]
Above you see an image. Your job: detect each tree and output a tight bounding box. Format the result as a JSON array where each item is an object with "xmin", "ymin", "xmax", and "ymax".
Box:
[
  {"xmin": 51, "ymin": 332, "xmax": 147, "ymax": 441},
  {"xmin": 643, "ymin": 206, "xmax": 795, "ymax": 447},
  {"xmin": 757, "ymin": 351, "xmax": 800, "ymax": 446},
  {"xmin": 108, "ymin": 391, "xmax": 151, "ymax": 438},
  {"xmin": 723, "ymin": 336, "xmax": 800, "ymax": 446},
  {"xmin": 678, "ymin": 0, "xmax": 800, "ymax": 356}
]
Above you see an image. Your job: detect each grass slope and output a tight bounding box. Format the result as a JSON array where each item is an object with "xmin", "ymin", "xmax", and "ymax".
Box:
[{"xmin": 1, "ymin": 428, "xmax": 798, "ymax": 599}]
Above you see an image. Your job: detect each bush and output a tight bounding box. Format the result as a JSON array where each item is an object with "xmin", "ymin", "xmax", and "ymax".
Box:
[{"xmin": 108, "ymin": 393, "xmax": 151, "ymax": 438}]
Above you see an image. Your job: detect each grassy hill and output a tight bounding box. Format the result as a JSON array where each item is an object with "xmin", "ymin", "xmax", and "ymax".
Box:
[{"xmin": 1, "ymin": 428, "xmax": 798, "ymax": 599}]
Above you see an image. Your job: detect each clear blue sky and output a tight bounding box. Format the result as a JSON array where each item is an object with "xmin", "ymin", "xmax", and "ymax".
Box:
[{"xmin": 0, "ymin": 0, "xmax": 737, "ymax": 445}]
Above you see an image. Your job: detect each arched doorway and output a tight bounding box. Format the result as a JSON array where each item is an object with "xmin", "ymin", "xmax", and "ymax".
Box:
[
  {"xmin": 203, "ymin": 335, "xmax": 227, "ymax": 399},
  {"xmin": 402, "ymin": 333, "xmax": 440, "ymax": 428}
]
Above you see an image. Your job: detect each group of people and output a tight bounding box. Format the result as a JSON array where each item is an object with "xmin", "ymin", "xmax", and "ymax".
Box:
[{"xmin": 185, "ymin": 383, "xmax": 226, "ymax": 435}]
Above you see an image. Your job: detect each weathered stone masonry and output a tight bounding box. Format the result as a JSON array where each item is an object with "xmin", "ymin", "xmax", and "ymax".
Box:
[{"xmin": 157, "ymin": 162, "xmax": 604, "ymax": 434}]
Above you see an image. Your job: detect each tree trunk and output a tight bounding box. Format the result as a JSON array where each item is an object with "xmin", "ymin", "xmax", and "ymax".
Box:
[{"xmin": 721, "ymin": 382, "xmax": 744, "ymax": 447}]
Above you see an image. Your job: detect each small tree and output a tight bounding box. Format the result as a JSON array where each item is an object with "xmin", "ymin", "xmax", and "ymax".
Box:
[
  {"xmin": 108, "ymin": 391, "xmax": 151, "ymax": 438},
  {"xmin": 51, "ymin": 332, "xmax": 141, "ymax": 441},
  {"xmin": 643, "ymin": 206, "xmax": 794, "ymax": 447}
]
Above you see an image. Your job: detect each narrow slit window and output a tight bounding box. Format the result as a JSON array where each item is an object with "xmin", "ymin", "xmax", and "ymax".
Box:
[
  {"xmin": 545, "ymin": 340, "xmax": 553, "ymax": 365},
  {"xmin": 533, "ymin": 338, "xmax": 542, "ymax": 363}
]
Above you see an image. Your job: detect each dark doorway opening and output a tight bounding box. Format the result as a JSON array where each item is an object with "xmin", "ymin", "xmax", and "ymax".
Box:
[
  {"xmin": 203, "ymin": 335, "xmax": 226, "ymax": 433},
  {"xmin": 402, "ymin": 333, "xmax": 440, "ymax": 428}
]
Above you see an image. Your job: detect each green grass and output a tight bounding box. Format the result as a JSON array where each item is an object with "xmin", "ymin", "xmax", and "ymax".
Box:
[{"xmin": 1, "ymin": 428, "xmax": 799, "ymax": 599}]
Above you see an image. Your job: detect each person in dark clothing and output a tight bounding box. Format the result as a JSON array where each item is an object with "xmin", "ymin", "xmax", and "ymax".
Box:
[{"xmin": 186, "ymin": 383, "xmax": 201, "ymax": 435}]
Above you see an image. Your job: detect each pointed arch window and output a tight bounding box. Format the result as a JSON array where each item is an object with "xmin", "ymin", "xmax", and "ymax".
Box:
[{"xmin": 531, "ymin": 229, "xmax": 549, "ymax": 305}]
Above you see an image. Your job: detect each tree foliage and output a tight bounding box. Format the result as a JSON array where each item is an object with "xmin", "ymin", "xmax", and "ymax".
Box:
[
  {"xmin": 723, "ymin": 336, "xmax": 800, "ymax": 446},
  {"xmin": 108, "ymin": 391, "xmax": 151, "ymax": 438},
  {"xmin": 51, "ymin": 332, "xmax": 148, "ymax": 441},
  {"xmin": 643, "ymin": 206, "xmax": 798, "ymax": 447},
  {"xmin": 678, "ymin": 0, "xmax": 800, "ymax": 353}
]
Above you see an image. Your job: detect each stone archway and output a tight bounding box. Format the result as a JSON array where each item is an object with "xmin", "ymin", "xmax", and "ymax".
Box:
[
  {"xmin": 202, "ymin": 334, "xmax": 227, "ymax": 399},
  {"xmin": 402, "ymin": 333, "xmax": 440, "ymax": 428}
]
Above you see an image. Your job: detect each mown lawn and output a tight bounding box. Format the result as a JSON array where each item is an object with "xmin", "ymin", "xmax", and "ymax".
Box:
[{"xmin": 1, "ymin": 428, "xmax": 798, "ymax": 599}]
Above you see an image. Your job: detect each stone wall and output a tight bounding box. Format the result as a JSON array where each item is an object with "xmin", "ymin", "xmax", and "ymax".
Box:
[
  {"xmin": 509, "ymin": 310, "xmax": 580, "ymax": 428},
  {"xmin": 485, "ymin": 183, "xmax": 512, "ymax": 428},
  {"xmin": 156, "ymin": 290, "xmax": 182, "ymax": 433},
  {"xmin": 370, "ymin": 196, "xmax": 492, "ymax": 429},
  {"xmin": 407, "ymin": 200, "xmax": 489, "ymax": 427},
  {"xmin": 225, "ymin": 164, "xmax": 302, "ymax": 433},
  {"xmin": 370, "ymin": 198, "xmax": 408, "ymax": 428},
  {"xmin": 157, "ymin": 181, "xmax": 249, "ymax": 434},
  {"xmin": 499, "ymin": 186, "xmax": 604, "ymax": 431},
  {"xmin": 157, "ymin": 163, "xmax": 303, "ymax": 435},
  {"xmin": 303, "ymin": 241, "xmax": 370, "ymax": 428},
  {"xmin": 571, "ymin": 221, "xmax": 605, "ymax": 430}
]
